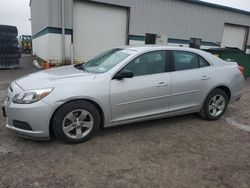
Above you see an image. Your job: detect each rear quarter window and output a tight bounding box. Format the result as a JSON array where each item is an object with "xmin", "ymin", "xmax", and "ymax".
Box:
[{"xmin": 199, "ymin": 56, "xmax": 210, "ymax": 68}]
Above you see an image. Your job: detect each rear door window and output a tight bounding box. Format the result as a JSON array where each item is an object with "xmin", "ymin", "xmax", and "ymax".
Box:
[{"xmin": 173, "ymin": 51, "xmax": 199, "ymax": 71}]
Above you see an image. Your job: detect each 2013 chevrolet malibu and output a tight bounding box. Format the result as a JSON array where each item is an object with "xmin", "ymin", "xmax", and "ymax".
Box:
[{"xmin": 3, "ymin": 46, "xmax": 245, "ymax": 143}]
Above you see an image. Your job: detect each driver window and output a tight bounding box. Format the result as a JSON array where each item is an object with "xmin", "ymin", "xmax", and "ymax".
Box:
[{"xmin": 122, "ymin": 51, "xmax": 168, "ymax": 77}]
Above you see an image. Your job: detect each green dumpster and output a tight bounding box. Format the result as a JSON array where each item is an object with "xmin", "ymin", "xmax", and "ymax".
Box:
[{"xmin": 205, "ymin": 48, "xmax": 250, "ymax": 78}]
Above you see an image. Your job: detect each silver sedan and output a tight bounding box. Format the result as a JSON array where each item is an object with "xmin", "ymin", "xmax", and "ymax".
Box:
[{"xmin": 3, "ymin": 46, "xmax": 245, "ymax": 143}]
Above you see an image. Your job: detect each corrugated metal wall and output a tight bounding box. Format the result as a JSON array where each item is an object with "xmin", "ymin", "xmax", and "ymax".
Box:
[
  {"xmin": 49, "ymin": 0, "xmax": 73, "ymax": 29},
  {"xmin": 30, "ymin": 0, "xmax": 72, "ymax": 34},
  {"xmin": 31, "ymin": 0, "xmax": 250, "ymax": 44},
  {"xmin": 30, "ymin": 0, "xmax": 50, "ymax": 35}
]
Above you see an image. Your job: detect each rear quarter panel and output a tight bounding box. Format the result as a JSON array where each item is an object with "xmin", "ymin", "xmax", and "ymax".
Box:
[{"xmin": 206, "ymin": 62, "xmax": 244, "ymax": 102}]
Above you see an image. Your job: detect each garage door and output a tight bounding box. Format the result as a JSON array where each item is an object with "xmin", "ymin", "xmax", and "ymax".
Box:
[
  {"xmin": 221, "ymin": 24, "xmax": 247, "ymax": 50},
  {"xmin": 73, "ymin": 1, "xmax": 128, "ymax": 63}
]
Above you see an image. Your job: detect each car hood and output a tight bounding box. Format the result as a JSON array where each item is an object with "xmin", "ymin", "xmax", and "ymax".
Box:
[{"xmin": 15, "ymin": 65, "xmax": 96, "ymax": 90}]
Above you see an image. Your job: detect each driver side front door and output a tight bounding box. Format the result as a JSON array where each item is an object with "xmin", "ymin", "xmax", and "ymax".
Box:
[{"xmin": 109, "ymin": 50, "xmax": 172, "ymax": 123}]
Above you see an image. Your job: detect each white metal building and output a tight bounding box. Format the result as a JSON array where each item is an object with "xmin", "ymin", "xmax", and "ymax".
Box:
[{"xmin": 30, "ymin": 0, "xmax": 250, "ymax": 64}]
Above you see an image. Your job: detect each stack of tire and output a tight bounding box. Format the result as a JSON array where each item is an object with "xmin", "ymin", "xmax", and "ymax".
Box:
[{"xmin": 0, "ymin": 25, "xmax": 20, "ymax": 69}]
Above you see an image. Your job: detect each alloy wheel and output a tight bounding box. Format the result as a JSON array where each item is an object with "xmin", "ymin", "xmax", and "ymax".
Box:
[
  {"xmin": 208, "ymin": 95, "xmax": 226, "ymax": 117},
  {"xmin": 62, "ymin": 109, "xmax": 94, "ymax": 139}
]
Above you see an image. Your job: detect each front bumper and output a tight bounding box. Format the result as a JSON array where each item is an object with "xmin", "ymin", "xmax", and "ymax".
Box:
[{"xmin": 3, "ymin": 82, "xmax": 52, "ymax": 139}]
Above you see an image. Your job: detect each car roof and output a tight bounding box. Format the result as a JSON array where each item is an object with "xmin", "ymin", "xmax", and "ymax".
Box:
[
  {"xmin": 120, "ymin": 45, "xmax": 226, "ymax": 66},
  {"xmin": 122, "ymin": 45, "xmax": 203, "ymax": 53}
]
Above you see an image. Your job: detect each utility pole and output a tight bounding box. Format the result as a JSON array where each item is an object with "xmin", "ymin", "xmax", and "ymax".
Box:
[{"xmin": 61, "ymin": 0, "xmax": 65, "ymax": 64}]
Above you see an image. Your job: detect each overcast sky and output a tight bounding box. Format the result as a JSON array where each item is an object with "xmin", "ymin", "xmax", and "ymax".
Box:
[{"xmin": 0, "ymin": 0, "xmax": 249, "ymax": 36}]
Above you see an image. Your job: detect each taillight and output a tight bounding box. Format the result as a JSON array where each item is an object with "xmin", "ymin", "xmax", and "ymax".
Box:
[{"xmin": 238, "ymin": 66, "xmax": 245, "ymax": 74}]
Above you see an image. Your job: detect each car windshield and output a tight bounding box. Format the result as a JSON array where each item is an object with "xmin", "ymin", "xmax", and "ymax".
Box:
[{"xmin": 79, "ymin": 49, "xmax": 130, "ymax": 73}]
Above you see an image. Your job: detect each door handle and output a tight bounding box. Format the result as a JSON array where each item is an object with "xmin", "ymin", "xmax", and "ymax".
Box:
[
  {"xmin": 201, "ymin": 75, "xmax": 210, "ymax": 80},
  {"xmin": 156, "ymin": 82, "xmax": 168, "ymax": 87}
]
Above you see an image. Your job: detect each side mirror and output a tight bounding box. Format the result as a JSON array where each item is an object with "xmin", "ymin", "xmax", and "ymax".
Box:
[{"xmin": 113, "ymin": 69, "xmax": 133, "ymax": 80}]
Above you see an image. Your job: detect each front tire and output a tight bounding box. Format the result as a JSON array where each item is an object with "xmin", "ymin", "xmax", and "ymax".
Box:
[
  {"xmin": 199, "ymin": 89, "xmax": 229, "ymax": 121},
  {"xmin": 52, "ymin": 100, "xmax": 100, "ymax": 144}
]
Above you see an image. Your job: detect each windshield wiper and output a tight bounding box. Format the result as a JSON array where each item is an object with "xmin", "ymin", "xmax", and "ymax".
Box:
[{"xmin": 74, "ymin": 64, "xmax": 88, "ymax": 72}]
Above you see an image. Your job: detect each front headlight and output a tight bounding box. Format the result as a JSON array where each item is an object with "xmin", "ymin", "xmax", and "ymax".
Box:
[{"xmin": 13, "ymin": 88, "xmax": 54, "ymax": 104}]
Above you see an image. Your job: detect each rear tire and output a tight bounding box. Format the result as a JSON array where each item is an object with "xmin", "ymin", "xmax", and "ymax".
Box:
[
  {"xmin": 199, "ymin": 89, "xmax": 229, "ymax": 121},
  {"xmin": 52, "ymin": 100, "xmax": 100, "ymax": 144}
]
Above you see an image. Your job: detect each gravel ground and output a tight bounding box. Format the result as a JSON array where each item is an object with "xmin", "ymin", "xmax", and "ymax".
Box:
[{"xmin": 0, "ymin": 56, "xmax": 249, "ymax": 188}]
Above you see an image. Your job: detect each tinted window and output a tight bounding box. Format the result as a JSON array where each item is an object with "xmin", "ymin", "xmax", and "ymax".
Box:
[
  {"xmin": 199, "ymin": 56, "xmax": 210, "ymax": 67},
  {"xmin": 122, "ymin": 51, "xmax": 168, "ymax": 76},
  {"xmin": 173, "ymin": 51, "xmax": 199, "ymax": 71}
]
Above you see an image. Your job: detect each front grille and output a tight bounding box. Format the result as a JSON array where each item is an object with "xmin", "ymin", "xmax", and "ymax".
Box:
[{"xmin": 13, "ymin": 120, "xmax": 33, "ymax": 131}]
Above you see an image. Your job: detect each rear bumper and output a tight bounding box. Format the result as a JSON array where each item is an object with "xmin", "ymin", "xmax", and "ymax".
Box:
[{"xmin": 230, "ymin": 73, "xmax": 245, "ymax": 103}]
